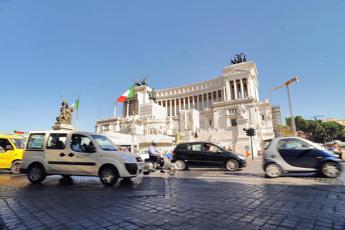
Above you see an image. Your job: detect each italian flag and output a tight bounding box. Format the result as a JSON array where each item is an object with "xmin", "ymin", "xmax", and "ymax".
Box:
[
  {"xmin": 70, "ymin": 98, "xmax": 79, "ymax": 112},
  {"xmin": 116, "ymin": 86, "xmax": 135, "ymax": 103}
]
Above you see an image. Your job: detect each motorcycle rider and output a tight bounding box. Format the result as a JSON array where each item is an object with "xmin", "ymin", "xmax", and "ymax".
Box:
[{"xmin": 148, "ymin": 141, "xmax": 165, "ymax": 173}]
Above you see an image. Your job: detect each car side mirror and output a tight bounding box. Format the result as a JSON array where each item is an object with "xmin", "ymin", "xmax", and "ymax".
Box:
[{"xmin": 5, "ymin": 145, "xmax": 13, "ymax": 151}]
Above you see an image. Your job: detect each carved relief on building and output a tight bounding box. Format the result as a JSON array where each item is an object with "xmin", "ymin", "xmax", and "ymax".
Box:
[{"xmin": 237, "ymin": 104, "xmax": 248, "ymax": 120}]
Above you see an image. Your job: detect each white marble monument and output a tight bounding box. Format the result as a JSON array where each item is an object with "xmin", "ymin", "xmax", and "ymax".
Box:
[{"xmin": 96, "ymin": 61, "xmax": 274, "ymax": 156}]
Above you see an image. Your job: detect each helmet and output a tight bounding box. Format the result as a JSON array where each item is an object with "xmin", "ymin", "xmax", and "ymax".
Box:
[{"xmin": 151, "ymin": 141, "xmax": 157, "ymax": 146}]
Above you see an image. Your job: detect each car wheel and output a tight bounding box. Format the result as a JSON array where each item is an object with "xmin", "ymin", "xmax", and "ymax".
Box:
[
  {"xmin": 99, "ymin": 166, "xmax": 118, "ymax": 186},
  {"xmin": 321, "ymin": 162, "xmax": 340, "ymax": 178},
  {"xmin": 175, "ymin": 160, "xmax": 187, "ymax": 171},
  {"xmin": 10, "ymin": 161, "xmax": 21, "ymax": 174},
  {"xmin": 27, "ymin": 164, "xmax": 46, "ymax": 184},
  {"xmin": 225, "ymin": 159, "xmax": 239, "ymax": 171},
  {"xmin": 265, "ymin": 163, "xmax": 282, "ymax": 178}
]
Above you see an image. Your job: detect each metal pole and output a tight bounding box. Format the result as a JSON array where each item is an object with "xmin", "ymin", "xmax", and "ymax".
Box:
[
  {"xmin": 250, "ymin": 135, "xmax": 254, "ymax": 160},
  {"xmin": 113, "ymin": 103, "xmax": 117, "ymax": 118},
  {"xmin": 75, "ymin": 96, "xmax": 80, "ymax": 131},
  {"xmin": 286, "ymin": 85, "xmax": 296, "ymax": 135},
  {"xmin": 126, "ymin": 101, "xmax": 130, "ymax": 117}
]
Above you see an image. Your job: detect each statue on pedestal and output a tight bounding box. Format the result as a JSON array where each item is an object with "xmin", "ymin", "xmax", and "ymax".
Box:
[
  {"xmin": 147, "ymin": 89, "xmax": 157, "ymax": 103},
  {"xmin": 230, "ymin": 53, "xmax": 247, "ymax": 65},
  {"xmin": 134, "ymin": 76, "xmax": 148, "ymax": 87},
  {"xmin": 53, "ymin": 100, "xmax": 74, "ymax": 130}
]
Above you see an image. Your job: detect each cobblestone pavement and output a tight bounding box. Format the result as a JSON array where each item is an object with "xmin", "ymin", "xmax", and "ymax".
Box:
[{"xmin": 1, "ymin": 160, "xmax": 345, "ymax": 230}]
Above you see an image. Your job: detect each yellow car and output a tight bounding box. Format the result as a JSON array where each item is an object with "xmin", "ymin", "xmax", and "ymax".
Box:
[{"xmin": 0, "ymin": 134, "xmax": 25, "ymax": 173}]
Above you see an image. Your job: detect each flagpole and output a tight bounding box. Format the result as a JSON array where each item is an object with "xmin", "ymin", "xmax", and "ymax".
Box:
[
  {"xmin": 113, "ymin": 102, "xmax": 117, "ymax": 118},
  {"xmin": 76, "ymin": 95, "xmax": 80, "ymax": 131}
]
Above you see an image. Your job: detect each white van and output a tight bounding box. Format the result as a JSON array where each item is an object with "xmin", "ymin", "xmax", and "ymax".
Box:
[{"xmin": 20, "ymin": 131, "xmax": 143, "ymax": 186}]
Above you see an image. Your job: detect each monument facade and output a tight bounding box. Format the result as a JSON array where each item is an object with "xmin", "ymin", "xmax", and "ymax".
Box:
[{"xmin": 96, "ymin": 61, "xmax": 274, "ymax": 156}]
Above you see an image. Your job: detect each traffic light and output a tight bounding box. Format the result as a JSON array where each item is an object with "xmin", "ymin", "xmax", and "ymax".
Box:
[
  {"xmin": 250, "ymin": 128, "xmax": 256, "ymax": 136},
  {"xmin": 244, "ymin": 128, "xmax": 250, "ymax": 136},
  {"xmin": 243, "ymin": 128, "xmax": 256, "ymax": 137}
]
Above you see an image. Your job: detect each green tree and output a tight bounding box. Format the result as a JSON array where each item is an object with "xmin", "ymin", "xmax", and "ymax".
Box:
[{"xmin": 286, "ymin": 116, "xmax": 345, "ymax": 143}]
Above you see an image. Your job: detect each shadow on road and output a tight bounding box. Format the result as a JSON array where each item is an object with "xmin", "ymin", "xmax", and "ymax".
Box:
[{"xmin": 1, "ymin": 173, "xmax": 345, "ymax": 229}]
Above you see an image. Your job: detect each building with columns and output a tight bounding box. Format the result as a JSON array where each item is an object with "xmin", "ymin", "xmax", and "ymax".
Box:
[{"xmin": 96, "ymin": 61, "xmax": 274, "ymax": 156}]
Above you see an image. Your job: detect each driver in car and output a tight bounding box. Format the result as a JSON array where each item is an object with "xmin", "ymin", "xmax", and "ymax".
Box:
[
  {"xmin": 83, "ymin": 141, "xmax": 95, "ymax": 153},
  {"xmin": 204, "ymin": 143, "xmax": 217, "ymax": 152},
  {"xmin": 71, "ymin": 136, "xmax": 83, "ymax": 152}
]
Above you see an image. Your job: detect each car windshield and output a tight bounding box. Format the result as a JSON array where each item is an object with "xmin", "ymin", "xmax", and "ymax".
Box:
[
  {"xmin": 91, "ymin": 135, "xmax": 117, "ymax": 151},
  {"xmin": 263, "ymin": 140, "xmax": 272, "ymax": 150},
  {"xmin": 10, "ymin": 138, "xmax": 25, "ymax": 149}
]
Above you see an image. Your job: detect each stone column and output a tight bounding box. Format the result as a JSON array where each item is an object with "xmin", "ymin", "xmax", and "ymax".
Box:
[
  {"xmin": 164, "ymin": 100, "xmax": 168, "ymax": 116},
  {"xmin": 180, "ymin": 98, "xmax": 183, "ymax": 111},
  {"xmin": 240, "ymin": 79, "xmax": 244, "ymax": 99},
  {"xmin": 201, "ymin": 95, "xmax": 204, "ymax": 110},
  {"xmin": 174, "ymin": 99, "xmax": 177, "ymax": 116},
  {"xmin": 195, "ymin": 95, "xmax": 198, "ymax": 110},
  {"xmin": 169, "ymin": 100, "xmax": 173, "ymax": 117},
  {"xmin": 244, "ymin": 78, "xmax": 249, "ymax": 98},
  {"xmin": 234, "ymin": 79, "xmax": 238, "ymax": 100},
  {"xmin": 247, "ymin": 78, "xmax": 254, "ymax": 98},
  {"xmin": 196, "ymin": 95, "xmax": 199, "ymax": 110},
  {"xmin": 207, "ymin": 93, "xmax": 210, "ymax": 108},
  {"xmin": 226, "ymin": 81, "xmax": 231, "ymax": 101}
]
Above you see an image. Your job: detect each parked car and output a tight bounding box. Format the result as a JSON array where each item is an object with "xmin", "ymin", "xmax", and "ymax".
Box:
[
  {"xmin": 263, "ymin": 137, "xmax": 344, "ymax": 178},
  {"xmin": 20, "ymin": 131, "xmax": 144, "ymax": 185},
  {"xmin": 0, "ymin": 134, "xmax": 25, "ymax": 173},
  {"xmin": 171, "ymin": 142, "xmax": 246, "ymax": 171}
]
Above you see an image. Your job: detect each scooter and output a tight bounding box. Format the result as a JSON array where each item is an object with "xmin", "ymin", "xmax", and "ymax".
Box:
[
  {"xmin": 161, "ymin": 153, "xmax": 176, "ymax": 175},
  {"xmin": 143, "ymin": 153, "xmax": 176, "ymax": 175}
]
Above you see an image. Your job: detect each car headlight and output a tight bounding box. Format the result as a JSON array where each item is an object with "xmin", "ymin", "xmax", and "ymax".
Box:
[{"xmin": 238, "ymin": 155, "xmax": 245, "ymax": 160}]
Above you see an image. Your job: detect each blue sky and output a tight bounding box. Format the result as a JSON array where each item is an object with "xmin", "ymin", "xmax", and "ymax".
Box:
[{"xmin": 0, "ymin": 0, "xmax": 345, "ymax": 133}]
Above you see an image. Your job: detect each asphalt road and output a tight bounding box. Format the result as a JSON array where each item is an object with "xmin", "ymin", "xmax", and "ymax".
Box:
[{"xmin": 0, "ymin": 159, "xmax": 345, "ymax": 230}]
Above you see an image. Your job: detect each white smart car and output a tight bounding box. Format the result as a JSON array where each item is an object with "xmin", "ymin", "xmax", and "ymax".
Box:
[{"xmin": 20, "ymin": 131, "xmax": 143, "ymax": 186}]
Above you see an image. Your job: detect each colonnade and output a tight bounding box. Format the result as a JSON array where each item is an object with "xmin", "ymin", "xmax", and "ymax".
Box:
[
  {"xmin": 157, "ymin": 77, "xmax": 251, "ymax": 117},
  {"xmin": 225, "ymin": 78, "xmax": 250, "ymax": 101},
  {"xmin": 158, "ymin": 90, "xmax": 222, "ymax": 117}
]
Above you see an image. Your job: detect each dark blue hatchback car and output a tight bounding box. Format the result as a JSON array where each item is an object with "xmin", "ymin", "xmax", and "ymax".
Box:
[{"xmin": 263, "ymin": 137, "xmax": 344, "ymax": 178}]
